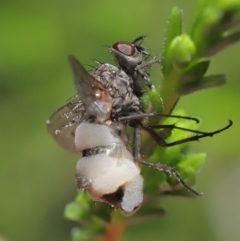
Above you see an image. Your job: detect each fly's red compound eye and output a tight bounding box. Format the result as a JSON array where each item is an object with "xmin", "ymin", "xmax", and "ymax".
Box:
[{"xmin": 112, "ymin": 42, "xmax": 136, "ymax": 56}]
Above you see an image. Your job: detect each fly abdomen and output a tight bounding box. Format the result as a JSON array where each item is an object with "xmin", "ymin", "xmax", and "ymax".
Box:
[
  {"xmin": 75, "ymin": 122, "xmax": 143, "ymax": 216},
  {"xmin": 74, "ymin": 122, "xmax": 119, "ymax": 152},
  {"xmin": 82, "ymin": 143, "xmax": 121, "ymax": 158}
]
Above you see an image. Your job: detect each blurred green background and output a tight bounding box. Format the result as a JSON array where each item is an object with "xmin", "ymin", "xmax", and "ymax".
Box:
[{"xmin": 0, "ymin": 0, "xmax": 240, "ymax": 241}]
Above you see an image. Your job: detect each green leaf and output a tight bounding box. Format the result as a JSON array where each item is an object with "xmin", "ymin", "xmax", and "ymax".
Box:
[
  {"xmin": 141, "ymin": 86, "xmax": 163, "ymax": 112},
  {"xmin": 204, "ymin": 30, "xmax": 240, "ymax": 56},
  {"xmin": 217, "ymin": 0, "xmax": 240, "ymax": 13},
  {"xmin": 178, "ymin": 153, "xmax": 206, "ymax": 178},
  {"xmin": 71, "ymin": 227, "xmax": 92, "ymax": 241},
  {"xmin": 161, "ymin": 6, "xmax": 183, "ymax": 75},
  {"xmin": 188, "ymin": 0, "xmax": 212, "ymax": 35},
  {"xmin": 180, "ymin": 60, "xmax": 210, "ymax": 85},
  {"xmin": 189, "ymin": 0, "xmax": 240, "ymax": 56},
  {"xmin": 140, "ymin": 86, "xmax": 164, "ymax": 125},
  {"xmin": 135, "ymin": 205, "xmax": 165, "ymax": 219},
  {"xmin": 191, "ymin": 6, "xmax": 223, "ymax": 55},
  {"xmin": 178, "ymin": 74, "xmax": 226, "ymax": 95},
  {"xmin": 64, "ymin": 202, "xmax": 86, "ymax": 221}
]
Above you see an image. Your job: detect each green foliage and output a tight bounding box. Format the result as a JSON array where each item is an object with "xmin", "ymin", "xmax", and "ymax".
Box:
[
  {"xmin": 189, "ymin": 0, "xmax": 240, "ymax": 57},
  {"xmin": 156, "ymin": 0, "xmax": 240, "ymax": 117},
  {"xmin": 64, "ymin": 0, "xmax": 240, "ymax": 240},
  {"xmin": 161, "ymin": 6, "xmax": 183, "ymax": 75}
]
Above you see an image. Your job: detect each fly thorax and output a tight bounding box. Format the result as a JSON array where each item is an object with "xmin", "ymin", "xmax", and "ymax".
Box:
[{"xmin": 92, "ymin": 63, "xmax": 141, "ymax": 116}]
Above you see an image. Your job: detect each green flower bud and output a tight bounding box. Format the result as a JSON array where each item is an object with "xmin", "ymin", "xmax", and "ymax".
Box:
[{"xmin": 168, "ymin": 34, "xmax": 197, "ymax": 69}]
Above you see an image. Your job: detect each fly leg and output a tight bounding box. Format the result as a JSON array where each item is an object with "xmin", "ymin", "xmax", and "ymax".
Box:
[
  {"xmin": 142, "ymin": 120, "xmax": 232, "ymax": 147},
  {"xmin": 75, "ymin": 173, "xmax": 91, "ymax": 191},
  {"xmin": 118, "ymin": 112, "xmax": 200, "ymax": 124},
  {"xmin": 132, "ymin": 36, "xmax": 146, "ymax": 45},
  {"xmin": 135, "ymin": 57, "xmax": 160, "ymax": 71},
  {"xmin": 135, "ymin": 58, "xmax": 160, "ymax": 88},
  {"xmin": 132, "ymin": 125, "xmax": 203, "ymax": 196},
  {"xmin": 131, "ymin": 36, "xmax": 160, "ymax": 89}
]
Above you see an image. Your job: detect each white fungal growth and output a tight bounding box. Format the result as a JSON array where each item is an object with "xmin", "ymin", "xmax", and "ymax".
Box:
[
  {"xmin": 75, "ymin": 123, "xmax": 119, "ymax": 150},
  {"xmin": 75, "ymin": 122, "xmax": 143, "ymax": 216}
]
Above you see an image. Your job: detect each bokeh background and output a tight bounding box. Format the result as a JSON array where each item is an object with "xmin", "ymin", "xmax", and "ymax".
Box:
[{"xmin": 1, "ymin": 0, "xmax": 240, "ymax": 241}]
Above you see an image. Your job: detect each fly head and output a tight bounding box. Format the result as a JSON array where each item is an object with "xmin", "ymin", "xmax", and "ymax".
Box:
[{"xmin": 110, "ymin": 36, "xmax": 160, "ymax": 96}]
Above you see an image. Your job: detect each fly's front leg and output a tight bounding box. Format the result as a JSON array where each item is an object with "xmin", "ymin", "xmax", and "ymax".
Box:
[
  {"xmin": 135, "ymin": 58, "xmax": 160, "ymax": 88},
  {"xmin": 132, "ymin": 73, "xmax": 145, "ymax": 97},
  {"xmin": 132, "ymin": 36, "xmax": 146, "ymax": 45},
  {"xmin": 75, "ymin": 173, "xmax": 91, "ymax": 191},
  {"xmin": 135, "ymin": 57, "xmax": 160, "ymax": 71},
  {"xmin": 118, "ymin": 112, "xmax": 199, "ymax": 124}
]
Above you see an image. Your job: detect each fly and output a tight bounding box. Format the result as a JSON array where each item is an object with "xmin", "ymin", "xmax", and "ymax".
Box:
[{"xmin": 47, "ymin": 56, "xmax": 146, "ymax": 215}]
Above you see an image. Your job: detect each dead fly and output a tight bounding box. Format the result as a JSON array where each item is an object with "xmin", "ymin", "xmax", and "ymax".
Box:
[
  {"xmin": 47, "ymin": 56, "xmax": 146, "ymax": 215},
  {"xmin": 110, "ymin": 36, "xmax": 160, "ymax": 96},
  {"xmin": 47, "ymin": 55, "xmax": 232, "ymax": 215}
]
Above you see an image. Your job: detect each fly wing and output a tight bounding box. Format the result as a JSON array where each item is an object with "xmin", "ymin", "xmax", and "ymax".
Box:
[
  {"xmin": 68, "ymin": 55, "xmax": 112, "ymax": 121},
  {"xmin": 68, "ymin": 55, "xmax": 105, "ymax": 96},
  {"xmin": 47, "ymin": 99, "xmax": 85, "ymax": 153},
  {"xmin": 47, "ymin": 56, "xmax": 112, "ymax": 152}
]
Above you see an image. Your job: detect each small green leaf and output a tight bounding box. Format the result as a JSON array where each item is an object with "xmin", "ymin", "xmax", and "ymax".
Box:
[
  {"xmin": 188, "ymin": 0, "xmax": 212, "ymax": 35},
  {"xmin": 217, "ymin": 0, "xmax": 240, "ymax": 12},
  {"xmin": 141, "ymin": 86, "xmax": 164, "ymax": 125},
  {"xmin": 64, "ymin": 202, "xmax": 86, "ymax": 221},
  {"xmin": 178, "ymin": 74, "xmax": 226, "ymax": 95},
  {"xmin": 189, "ymin": 0, "xmax": 240, "ymax": 57},
  {"xmin": 142, "ymin": 110, "xmax": 204, "ymax": 195},
  {"xmin": 204, "ymin": 30, "xmax": 240, "ymax": 56},
  {"xmin": 191, "ymin": 7, "xmax": 222, "ymax": 55},
  {"xmin": 180, "ymin": 60, "xmax": 210, "ymax": 85},
  {"xmin": 136, "ymin": 205, "xmax": 165, "ymax": 218},
  {"xmin": 141, "ymin": 86, "xmax": 163, "ymax": 112},
  {"xmin": 161, "ymin": 6, "xmax": 183, "ymax": 75},
  {"xmin": 71, "ymin": 227, "xmax": 92, "ymax": 241},
  {"xmin": 178, "ymin": 153, "xmax": 206, "ymax": 178}
]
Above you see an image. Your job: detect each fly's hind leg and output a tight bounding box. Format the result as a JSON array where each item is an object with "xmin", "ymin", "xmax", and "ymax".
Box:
[{"xmin": 132, "ymin": 125, "xmax": 203, "ymax": 196}]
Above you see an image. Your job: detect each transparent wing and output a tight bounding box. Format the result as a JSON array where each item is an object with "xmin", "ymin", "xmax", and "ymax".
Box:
[
  {"xmin": 68, "ymin": 55, "xmax": 105, "ymax": 103},
  {"xmin": 68, "ymin": 55, "xmax": 112, "ymax": 121},
  {"xmin": 47, "ymin": 56, "xmax": 113, "ymax": 152},
  {"xmin": 47, "ymin": 99, "xmax": 85, "ymax": 153}
]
